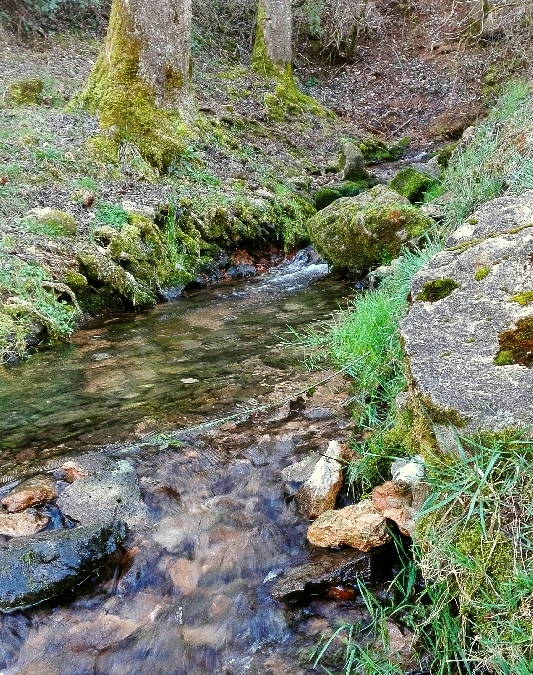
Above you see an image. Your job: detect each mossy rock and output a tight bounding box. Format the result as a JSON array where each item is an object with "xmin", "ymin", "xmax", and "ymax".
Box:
[
  {"xmin": 3, "ymin": 79, "xmax": 44, "ymax": 106},
  {"xmin": 306, "ymin": 185, "xmax": 434, "ymax": 271},
  {"xmin": 357, "ymin": 137, "xmax": 410, "ymax": 163},
  {"xmin": 62, "ymin": 270, "xmax": 89, "ymax": 292},
  {"xmin": 26, "ymin": 208, "xmax": 77, "ymax": 236},
  {"xmin": 314, "ymin": 181, "xmax": 369, "ymax": 210},
  {"xmin": 389, "ymin": 167, "xmax": 438, "ymax": 203}
]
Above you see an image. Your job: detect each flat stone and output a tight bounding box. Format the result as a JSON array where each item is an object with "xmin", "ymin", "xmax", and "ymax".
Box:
[
  {"xmin": 0, "ymin": 521, "xmax": 127, "ymax": 612},
  {"xmin": 2, "ymin": 475, "xmax": 58, "ymax": 513},
  {"xmin": 401, "ymin": 191, "xmax": 533, "ymax": 434},
  {"xmin": 294, "ymin": 440, "xmax": 346, "ymax": 519},
  {"xmin": 57, "ymin": 459, "xmax": 147, "ymax": 527},
  {"xmin": 270, "ymin": 547, "xmax": 386, "ymax": 602},
  {"xmin": 0, "ymin": 511, "xmax": 50, "ymax": 537},
  {"xmin": 307, "ymin": 500, "xmax": 391, "ymax": 551}
]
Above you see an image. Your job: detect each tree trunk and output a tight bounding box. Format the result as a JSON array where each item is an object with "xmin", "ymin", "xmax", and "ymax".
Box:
[
  {"xmin": 81, "ymin": 0, "xmax": 193, "ymax": 170},
  {"xmin": 252, "ymin": 0, "xmax": 292, "ymax": 75}
]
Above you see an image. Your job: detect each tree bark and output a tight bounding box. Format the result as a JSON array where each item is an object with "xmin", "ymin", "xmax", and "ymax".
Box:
[
  {"xmin": 252, "ymin": 0, "xmax": 292, "ymax": 75},
  {"xmin": 81, "ymin": 0, "xmax": 193, "ymax": 169}
]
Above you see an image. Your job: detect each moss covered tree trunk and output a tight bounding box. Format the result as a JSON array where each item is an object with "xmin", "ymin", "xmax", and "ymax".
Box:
[
  {"xmin": 81, "ymin": 0, "xmax": 193, "ymax": 170},
  {"xmin": 252, "ymin": 0, "xmax": 292, "ymax": 76}
]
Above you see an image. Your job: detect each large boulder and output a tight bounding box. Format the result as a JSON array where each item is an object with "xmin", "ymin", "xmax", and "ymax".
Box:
[
  {"xmin": 306, "ymin": 185, "xmax": 433, "ymax": 271},
  {"xmin": 401, "ymin": 191, "xmax": 533, "ymax": 435},
  {"xmin": 0, "ymin": 521, "xmax": 127, "ymax": 612}
]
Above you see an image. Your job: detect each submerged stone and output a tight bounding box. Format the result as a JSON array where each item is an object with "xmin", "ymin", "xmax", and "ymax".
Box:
[
  {"xmin": 2, "ymin": 475, "xmax": 58, "ymax": 513},
  {"xmin": 57, "ymin": 459, "xmax": 147, "ymax": 527},
  {"xmin": 0, "ymin": 521, "xmax": 127, "ymax": 612},
  {"xmin": 270, "ymin": 547, "xmax": 386, "ymax": 602}
]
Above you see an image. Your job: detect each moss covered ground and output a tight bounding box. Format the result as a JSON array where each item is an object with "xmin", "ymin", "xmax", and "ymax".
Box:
[{"xmin": 0, "ymin": 27, "xmax": 391, "ymax": 364}]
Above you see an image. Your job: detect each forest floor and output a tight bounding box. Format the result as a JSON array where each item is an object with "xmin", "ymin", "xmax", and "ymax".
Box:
[{"xmin": 0, "ymin": 1, "xmax": 518, "ymax": 363}]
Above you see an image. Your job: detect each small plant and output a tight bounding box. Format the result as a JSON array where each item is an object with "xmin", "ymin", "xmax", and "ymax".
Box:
[{"xmin": 94, "ymin": 202, "xmax": 129, "ymax": 229}]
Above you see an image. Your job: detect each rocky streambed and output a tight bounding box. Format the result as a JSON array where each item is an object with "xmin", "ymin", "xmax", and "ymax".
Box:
[{"xmin": 0, "ymin": 254, "xmax": 415, "ymax": 675}]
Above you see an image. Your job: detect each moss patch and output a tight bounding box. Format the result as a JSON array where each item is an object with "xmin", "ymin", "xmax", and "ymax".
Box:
[
  {"xmin": 78, "ymin": 1, "xmax": 188, "ymax": 171},
  {"xmin": 417, "ymin": 278, "xmax": 460, "ymax": 302},
  {"xmin": 4, "ymin": 79, "xmax": 44, "ymax": 106},
  {"xmin": 357, "ymin": 137, "xmax": 410, "ymax": 163},
  {"xmin": 494, "ymin": 317, "xmax": 533, "ymax": 366},
  {"xmin": 474, "ymin": 265, "xmax": 491, "ymax": 281},
  {"xmin": 314, "ymin": 180, "xmax": 369, "ymax": 210},
  {"xmin": 509, "ymin": 291, "xmax": 533, "ymax": 306},
  {"xmin": 389, "ymin": 167, "xmax": 438, "ymax": 203}
]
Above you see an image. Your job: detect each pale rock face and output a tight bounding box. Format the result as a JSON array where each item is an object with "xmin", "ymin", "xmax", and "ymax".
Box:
[
  {"xmin": 294, "ymin": 440, "xmax": 346, "ymax": 519},
  {"xmin": 401, "ymin": 191, "xmax": 533, "ymax": 436},
  {"xmin": 307, "ymin": 500, "xmax": 391, "ymax": 551}
]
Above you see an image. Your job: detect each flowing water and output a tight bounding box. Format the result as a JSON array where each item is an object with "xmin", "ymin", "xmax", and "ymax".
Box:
[{"xmin": 0, "ymin": 255, "xmax": 398, "ymax": 675}]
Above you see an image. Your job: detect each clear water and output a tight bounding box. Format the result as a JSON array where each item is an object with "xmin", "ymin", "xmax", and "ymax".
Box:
[{"xmin": 0, "ymin": 258, "xmax": 397, "ymax": 675}]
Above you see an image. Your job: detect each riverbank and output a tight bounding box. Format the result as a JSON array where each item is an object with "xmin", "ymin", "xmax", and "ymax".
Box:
[{"xmin": 306, "ymin": 82, "xmax": 533, "ymax": 673}]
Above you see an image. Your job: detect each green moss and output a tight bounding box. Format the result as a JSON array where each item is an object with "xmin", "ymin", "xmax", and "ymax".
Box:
[
  {"xmin": 417, "ymin": 278, "xmax": 460, "ymax": 302},
  {"xmin": 474, "ymin": 265, "xmax": 491, "ymax": 281},
  {"xmin": 509, "ymin": 291, "xmax": 533, "ymax": 306},
  {"xmin": 251, "ymin": 4, "xmax": 279, "ymax": 78},
  {"xmin": 314, "ymin": 187, "xmax": 341, "ymax": 210},
  {"xmin": 389, "ymin": 167, "xmax": 438, "ymax": 203},
  {"xmin": 78, "ymin": 1, "xmax": 188, "ymax": 171},
  {"xmin": 435, "ymin": 142, "xmax": 458, "ymax": 168},
  {"xmin": 4, "ymin": 79, "xmax": 44, "ymax": 106},
  {"xmin": 358, "ymin": 137, "xmax": 410, "ymax": 163},
  {"xmin": 494, "ymin": 317, "xmax": 533, "ymax": 366},
  {"xmin": 456, "ymin": 524, "xmax": 515, "ymax": 611},
  {"xmin": 263, "ymin": 66, "xmax": 326, "ymax": 121},
  {"xmin": 307, "ymin": 186, "xmax": 434, "ymax": 270},
  {"xmin": 62, "ymin": 270, "xmax": 88, "ymax": 292}
]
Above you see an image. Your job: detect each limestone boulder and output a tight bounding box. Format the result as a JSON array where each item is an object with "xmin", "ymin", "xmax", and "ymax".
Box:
[
  {"xmin": 294, "ymin": 440, "xmax": 347, "ymax": 519},
  {"xmin": 307, "ymin": 500, "xmax": 391, "ymax": 551},
  {"xmin": 306, "ymin": 185, "xmax": 434, "ymax": 271},
  {"xmin": 401, "ymin": 191, "xmax": 533, "ymax": 435}
]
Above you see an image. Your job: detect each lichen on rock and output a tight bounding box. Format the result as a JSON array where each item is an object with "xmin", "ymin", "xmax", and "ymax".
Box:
[{"xmin": 401, "ymin": 191, "xmax": 533, "ymax": 437}]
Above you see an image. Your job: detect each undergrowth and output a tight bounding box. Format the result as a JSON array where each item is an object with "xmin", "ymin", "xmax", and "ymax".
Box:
[
  {"xmin": 295, "ymin": 238, "xmax": 442, "ymax": 492},
  {"xmin": 0, "ymin": 258, "xmax": 77, "ymax": 363},
  {"xmin": 443, "ymin": 81, "xmax": 533, "ymax": 226}
]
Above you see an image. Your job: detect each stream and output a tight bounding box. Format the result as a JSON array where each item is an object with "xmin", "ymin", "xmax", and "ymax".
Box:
[{"xmin": 0, "ymin": 253, "xmax": 398, "ymax": 675}]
